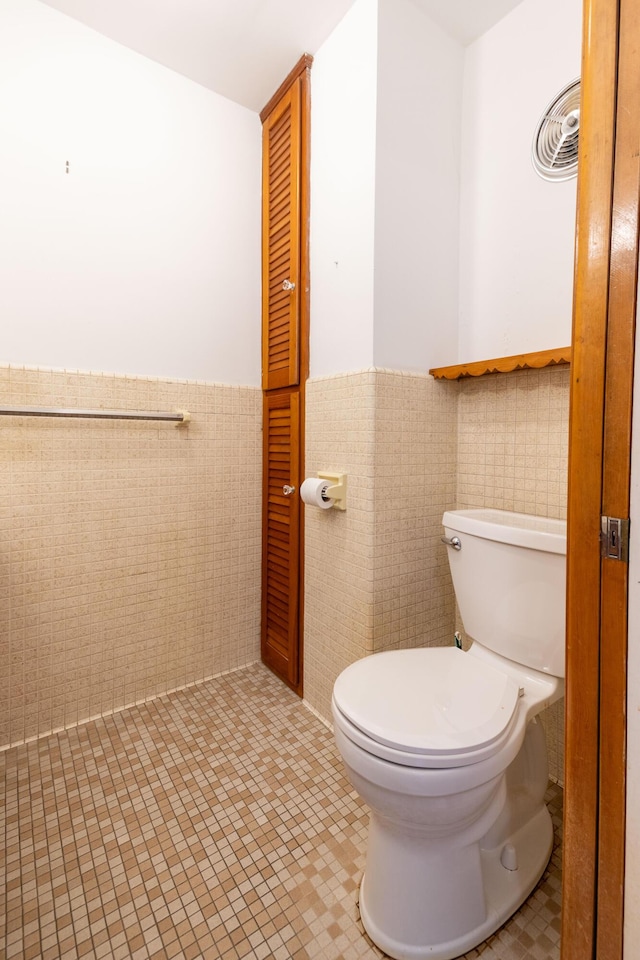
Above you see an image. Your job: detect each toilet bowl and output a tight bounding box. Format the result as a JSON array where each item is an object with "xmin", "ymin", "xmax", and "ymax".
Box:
[{"xmin": 332, "ymin": 509, "xmax": 566, "ymax": 960}]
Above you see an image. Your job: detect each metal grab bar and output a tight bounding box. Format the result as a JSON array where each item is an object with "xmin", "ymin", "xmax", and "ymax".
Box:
[{"xmin": 0, "ymin": 405, "xmax": 190, "ymax": 424}]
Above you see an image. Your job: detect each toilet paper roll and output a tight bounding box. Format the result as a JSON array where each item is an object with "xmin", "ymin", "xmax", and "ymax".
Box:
[{"xmin": 300, "ymin": 477, "xmax": 334, "ymax": 509}]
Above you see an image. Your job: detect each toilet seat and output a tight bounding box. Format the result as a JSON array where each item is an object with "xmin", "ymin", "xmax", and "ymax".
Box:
[{"xmin": 332, "ymin": 647, "xmax": 521, "ymax": 769}]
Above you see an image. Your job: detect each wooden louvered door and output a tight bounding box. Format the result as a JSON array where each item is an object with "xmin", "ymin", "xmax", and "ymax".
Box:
[
  {"xmin": 262, "ymin": 390, "xmax": 301, "ymax": 685},
  {"xmin": 260, "ymin": 56, "xmax": 311, "ymax": 694},
  {"xmin": 262, "ymin": 80, "xmax": 301, "ymax": 391}
]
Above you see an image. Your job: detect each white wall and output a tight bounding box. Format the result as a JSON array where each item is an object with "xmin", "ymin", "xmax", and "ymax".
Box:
[
  {"xmin": 310, "ymin": 0, "xmax": 463, "ymax": 378},
  {"xmin": 373, "ymin": 0, "xmax": 462, "ymax": 371},
  {"xmin": 312, "ymin": 0, "xmax": 580, "ymax": 376},
  {"xmin": 0, "ymin": 0, "xmax": 261, "ymax": 385},
  {"xmin": 458, "ymin": 0, "xmax": 582, "ymax": 362},
  {"xmin": 625, "ymin": 324, "xmax": 640, "ymax": 957},
  {"xmin": 309, "ymin": 0, "xmax": 378, "ymax": 378}
]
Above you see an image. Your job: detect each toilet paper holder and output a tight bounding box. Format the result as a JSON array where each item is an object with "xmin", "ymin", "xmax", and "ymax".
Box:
[{"xmin": 317, "ymin": 471, "xmax": 347, "ymax": 511}]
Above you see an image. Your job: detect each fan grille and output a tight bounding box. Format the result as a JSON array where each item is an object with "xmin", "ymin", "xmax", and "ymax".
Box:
[{"xmin": 532, "ymin": 78, "xmax": 580, "ymax": 181}]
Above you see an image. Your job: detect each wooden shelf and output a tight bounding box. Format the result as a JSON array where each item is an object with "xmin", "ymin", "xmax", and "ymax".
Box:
[{"xmin": 429, "ymin": 346, "xmax": 571, "ymax": 381}]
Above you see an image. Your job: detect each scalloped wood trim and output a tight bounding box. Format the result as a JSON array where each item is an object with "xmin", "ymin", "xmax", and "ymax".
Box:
[{"xmin": 428, "ymin": 346, "xmax": 572, "ymax": 381}]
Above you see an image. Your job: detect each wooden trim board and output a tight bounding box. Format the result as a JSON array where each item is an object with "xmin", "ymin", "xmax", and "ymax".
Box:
[{"xmin": 429, "ymin": 347, "xmax": 571, "ymax": 381}]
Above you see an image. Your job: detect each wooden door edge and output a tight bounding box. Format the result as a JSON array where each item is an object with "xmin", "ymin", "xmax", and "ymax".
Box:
[
  {"xmin": 562, "ymin": 0, "xmax": 619, "ymax": 957},
  {"xmin": 595, "ymin": 0, "xmax": 640, "ymax": 952},
  {"xmin": 294, "ymin": 64, "xmax": 312, "ymax": 700}
]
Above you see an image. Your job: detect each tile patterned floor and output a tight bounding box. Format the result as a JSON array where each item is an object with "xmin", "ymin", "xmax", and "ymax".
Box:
[{"xmin": 1, "ymin": 663, "xmax": 562, "ymax": 960}]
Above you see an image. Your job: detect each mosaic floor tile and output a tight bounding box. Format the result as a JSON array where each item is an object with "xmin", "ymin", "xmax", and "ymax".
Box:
[{"xmin": 1, "ymin": 663, "xmax": 562, "ymax": 959}]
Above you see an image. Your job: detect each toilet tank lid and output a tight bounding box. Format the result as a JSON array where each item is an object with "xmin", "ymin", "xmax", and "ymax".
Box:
[{"xmin": 443, "ymin": 509, "xmax": 566, "ymax": 555}]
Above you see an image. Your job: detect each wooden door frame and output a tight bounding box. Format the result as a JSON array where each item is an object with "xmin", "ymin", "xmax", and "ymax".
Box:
[{"xmin": 563, "ymin": 0, "xmax": 637, "ymax": 956}]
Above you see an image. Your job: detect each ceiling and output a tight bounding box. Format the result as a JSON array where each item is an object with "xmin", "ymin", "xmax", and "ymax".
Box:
[
  {"xmin": 39, "ymin": 0, "xmax": 525, "ymax": 112},
  {"xmin": 413, "ymin": 0, "xmax": 525, "ymax": 47}
]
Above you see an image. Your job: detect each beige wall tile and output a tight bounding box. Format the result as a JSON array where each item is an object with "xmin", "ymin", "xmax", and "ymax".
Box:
[
  {"xmin": 456, "ymin": 365, "xmax": 570, "ymax": 784},
  {"xmin": 457, "ymin": 366, "xmax": 569, "ymax": 521},
  {"xmin": 373, "ymin": 372, "xmax": 457, "ymax": 654},
  {"xmin": 304, "ymin": 370, "xmax": 457, "ymax": 720},
  {"xmin": 304, "ymin": 365, "xmax": 568, "ymax": 787},
  {"xmin": 304, "ymin": 372, "xmax": 377, "ymax": 720},
  {"xmin": 0, "ymin": 365, "xmax": 261, "ymax": 748},
  {"xmin": 2, "ymin": 360, "xmax": 569, "ymax": 787}
]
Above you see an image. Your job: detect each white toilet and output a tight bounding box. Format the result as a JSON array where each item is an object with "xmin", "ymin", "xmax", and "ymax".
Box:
[{"xmin": 332, "ymin": 508, "xmax": 566, "ymax": 960}]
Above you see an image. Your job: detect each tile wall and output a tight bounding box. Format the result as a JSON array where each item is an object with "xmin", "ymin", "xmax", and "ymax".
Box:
[
  {"xmin": 456, "ymin": 365, "xmax": 570, "ymax": 783},
  {"xmin": 0, "ymin": 365, "xmax": 262, "ymax": 749},
  {"xmin": 373, "ymin": 371, "xmax": 458, "ymax": 652},
  {"xmin": 304, "ymin": 370, "xmax": 458, "ymax": 720},
  {"xmin": 2, "ymin": 361, "xmax": 569, "ymax": 783},
  {"xmin": 304, "ymin": 364, "xmax": 569, "ymax": 785},
  {"xmin": 457, "ymin": 366, "xmax": 570, "ymax": 521},
  {"xmin": 303, "ymin": 372, "xmax": 377, "ymax": 719}
]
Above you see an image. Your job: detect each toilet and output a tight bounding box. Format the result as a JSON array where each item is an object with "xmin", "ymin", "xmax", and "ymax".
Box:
[{"xmin": 332, "ymin": 508, "xmax": 566, "ymax": 960}]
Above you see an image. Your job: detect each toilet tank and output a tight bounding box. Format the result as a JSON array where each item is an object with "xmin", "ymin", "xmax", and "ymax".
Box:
[{"xmin": 442, "ymin": 509, "xmax": 566, "ymax": 677}]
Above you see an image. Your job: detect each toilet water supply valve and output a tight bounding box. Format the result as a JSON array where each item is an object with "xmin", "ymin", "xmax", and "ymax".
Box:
[{"xmin": 501, "ymin": 843, "xmax": 518, "ymax": 871}]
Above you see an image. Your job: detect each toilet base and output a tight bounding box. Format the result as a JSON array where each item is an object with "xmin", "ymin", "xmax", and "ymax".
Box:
[{"xmin": 359, "ymin": 803, "xmax": 554, "ymax": 960}]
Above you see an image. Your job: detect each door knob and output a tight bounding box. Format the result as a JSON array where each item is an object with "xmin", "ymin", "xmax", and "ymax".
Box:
[
  {"xmin": 282, "ymin": 279, "xmax": 296, "ymax": 291},
  {"xmin": 283, "ymin": 484, "xmax": 296, "ymax": 496}
]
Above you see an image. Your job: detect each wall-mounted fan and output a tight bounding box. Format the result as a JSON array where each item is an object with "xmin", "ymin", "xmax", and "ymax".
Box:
[{"xmin": 532, "ymin": 78, "xmax": 580, "ymax": 181}]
